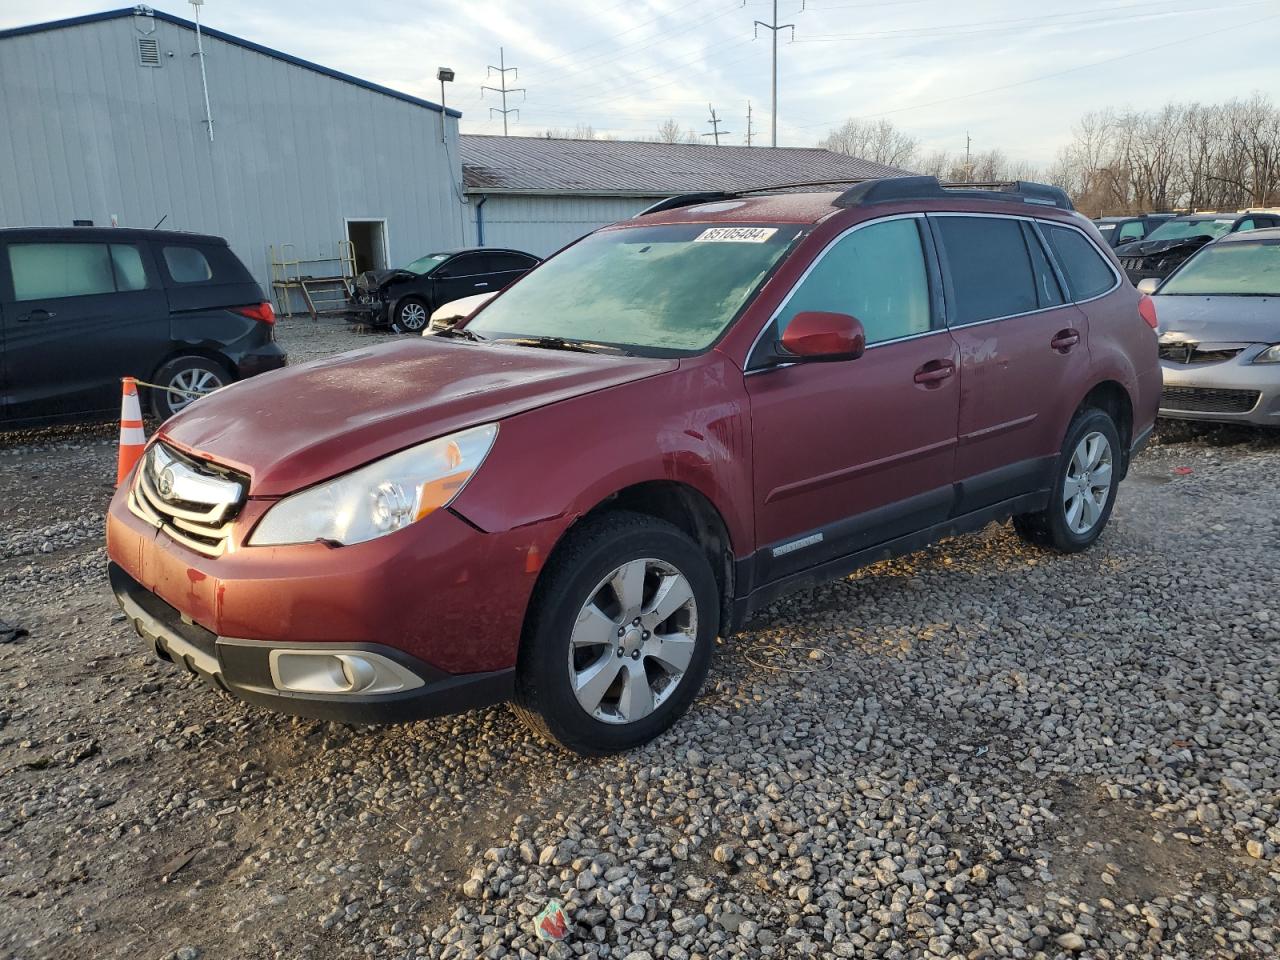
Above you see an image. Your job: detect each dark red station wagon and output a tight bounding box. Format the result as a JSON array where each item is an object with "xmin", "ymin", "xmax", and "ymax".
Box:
[{"xmin": 107, "ymin": 177, "xmax": 1160, "ymax": 754}]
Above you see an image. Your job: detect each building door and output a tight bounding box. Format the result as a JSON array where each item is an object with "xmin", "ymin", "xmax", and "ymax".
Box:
[{"xmin": 345, "ymin": 220, "xmax": 388, "ymax": 275}]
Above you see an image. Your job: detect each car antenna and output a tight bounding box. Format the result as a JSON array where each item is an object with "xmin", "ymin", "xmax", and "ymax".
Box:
[{"xmin": 152, "ymin": 214, "xmax": 168, "ymax": 229}]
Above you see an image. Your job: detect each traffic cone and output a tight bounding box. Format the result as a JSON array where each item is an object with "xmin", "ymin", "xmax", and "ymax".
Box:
[{"xmin": 116, "ymin": 377, "xmax": 147, "ymax": 487}]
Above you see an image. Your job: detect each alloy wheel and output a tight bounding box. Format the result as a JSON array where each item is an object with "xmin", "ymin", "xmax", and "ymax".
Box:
[
  {"xmin": 166, "ymin": 368, "xmax": 223, "ymax": 413},
  {"xmin": 1063, "ymin": 431, "xmax": 1113, "ymax": 535},
  {"xmin": 399, "ymin": 302, "xmax": 428, "ymax": 330},
  {"xmin": 567, "ymin": 558, "xmax": 698, "ymax": 725}
]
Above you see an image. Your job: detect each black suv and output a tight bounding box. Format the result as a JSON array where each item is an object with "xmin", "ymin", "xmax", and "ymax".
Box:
[
  {"xmin": 1114, "ymin": 212, "xmax": 1280, "ymax": 283},
  {"xmin": 0, "ymin": 227, "xmax": 285, "ymax": 426},
  {"xmin": 1092, "ymin": 214, "xmax": 1174, "ymax": 248},
  {"xmin": 352, "ymin": 247, "xmax": 540, "ymax": 333}
]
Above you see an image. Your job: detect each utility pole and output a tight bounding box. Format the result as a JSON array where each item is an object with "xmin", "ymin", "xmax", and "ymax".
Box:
[
  {"xmin": 702, "ymin": 104, "xmax": 731, "ymax": 146},
  {"xmin": 752, "ymin": 0, "xmax": 802, "ymax": 147},
  {"xmin": 964, "ymin": 132, "xmax": 973, "ymax": 182},
  {"xmin": 481, "ymin": 47, "xmax": 525, "ymax": 136},
  {"xmin": 745, "ymin": 101, "xmax": 755, "ymax": 146}
]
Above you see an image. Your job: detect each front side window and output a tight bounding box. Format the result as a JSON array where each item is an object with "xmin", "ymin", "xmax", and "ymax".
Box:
[
  {"xmin": 1159, "ymin": 242, "xmax": 1280, "ymax": 296},
  {"xmin": 774, "ymin": 217, "xmax": 932, "ymax": 345},
  {"xmin": 1042, "ymin": 224, "xmax": 1116, "ymax": 301},
  {"xmin": 468, "ymin": 223, "xmax": 801, "ymax": 354},
  {"xmin": 8, "ymin": 242, "xmax": 116, "ymax": 301},
  {"xmin": 934, "ymin": 216, "xmax": 1039, "ymax": 324},
  {"xmin": 163, "ymin": 245, "xmax": 213, "ymax": 283}
]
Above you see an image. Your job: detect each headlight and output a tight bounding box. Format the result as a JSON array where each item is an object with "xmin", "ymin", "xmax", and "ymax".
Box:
[
  {"xmin": 249, "ymin": 424, "xmax": 497, "ymax": 546},
  {"xmin": 1254, "ymin": 344, "xmax": 1280, "ymax": 364}
]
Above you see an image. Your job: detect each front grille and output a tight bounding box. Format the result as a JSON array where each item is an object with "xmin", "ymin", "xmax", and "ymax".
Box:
[
  {"xmin": 1161, "ymin": 386, "xmax": 1261, "ymax": 414},
  {"xmin": 1158, "ymin": 343, "xmax": 1245, "ymax": 364},
  {"xmin": 128, "ymin": 443, "xmax": 247, "ymax": 556},
  {"xmin": 1123, "ymin": 257, "xmax": 1146, "ymax": 270}
]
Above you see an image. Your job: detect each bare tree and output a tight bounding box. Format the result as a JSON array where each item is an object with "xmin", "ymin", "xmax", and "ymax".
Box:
[
  {"xmin": 647, "ymin": 118, "xmax": 699, "ymax": 145},
  {"xmin": 819, "ymin": 118, "xmax": 920, "ymax": 168},
  {"xmin": 539, "ymin": 124, "xmax": 604, "ymax": 140}
]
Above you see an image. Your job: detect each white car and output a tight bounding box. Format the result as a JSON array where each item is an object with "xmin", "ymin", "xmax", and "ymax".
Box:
[{"xmin": 425, "ymin": 292, "xmax": 496, "ymax": 335}]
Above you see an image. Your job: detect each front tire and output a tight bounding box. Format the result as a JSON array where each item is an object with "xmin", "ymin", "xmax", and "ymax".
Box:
[
  {"xmin": 512, "ymin": 512, "xmax": 719, "ymax": 755},
  {"xmin": 149, "ymin": 356, "xmax": 232, "ymax": 421},
  {"xmin": 1013, "ymin": 407, "xmax": 1121, "ymax": 552},
  {"xmin": 390, "ymin": 297, "xmax": 430, "ymax": 333}
]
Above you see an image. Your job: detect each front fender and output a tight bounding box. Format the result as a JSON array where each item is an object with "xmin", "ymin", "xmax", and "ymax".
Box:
[{"xmin": 451, "ymin": 355, "xmax": 754, "ymax": 558}]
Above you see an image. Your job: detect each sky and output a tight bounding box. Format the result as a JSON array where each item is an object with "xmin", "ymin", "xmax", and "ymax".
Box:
[{"xmin": 3, "ymin": 0, "xmax": 1278, "ymax": 165}]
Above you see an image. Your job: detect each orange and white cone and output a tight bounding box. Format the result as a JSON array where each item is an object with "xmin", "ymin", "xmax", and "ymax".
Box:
[{"xmin": 116, "ymin": 377, "xmax": 147, "ymax": 487}]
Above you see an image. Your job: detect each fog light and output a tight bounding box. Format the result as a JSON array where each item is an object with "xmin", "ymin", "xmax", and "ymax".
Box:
[{"xmin": 268, "ymin": 649, "xmax": 424, "ymax": 696}]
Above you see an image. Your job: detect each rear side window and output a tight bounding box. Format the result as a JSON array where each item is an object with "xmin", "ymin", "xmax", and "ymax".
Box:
[
  {"xmin": 9, "ymin": 242, "xmax": 116, "ymax": 301},
  {"xmin": 776, "ymin": 218, "xmax": 932, "ymax": 345},
  {"xmin": 934, "ymin": 217, "xmax": 1039, "ymax": 324},
  {"xmin": 490, "ymin": 254, "xmax": 535, "ymax": 272},
  {"xmin": 163, "ymin": 245, "xmax": 214, "ymax": 283},
  {"xmin": 1041, "ymin": 224, "xmax": 1116, "ymax": 301},
  {"xmin": 1023, "ymin": 223, "xmax": 1064, "ymax": 308}
]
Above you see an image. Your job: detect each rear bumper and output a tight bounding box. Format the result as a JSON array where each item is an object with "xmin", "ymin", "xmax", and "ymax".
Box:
[
  {"xmin": 233, "ymin": 342, "xmax": 288, "ymax": 379},
  {"xmin": 110, "ymin": 562, "xmax": 513, "ymax": 723}
]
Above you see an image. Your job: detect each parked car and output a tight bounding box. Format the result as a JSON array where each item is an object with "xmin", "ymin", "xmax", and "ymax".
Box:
[
  {"xmin": 426, "ymin": 291, "xmax": 496, "ymax": 334},
  {"xmin": 107, "ymin": 176, "xmax": 1159, "ymax": 754},
  {"xmin": 1093, "ymin": 214, "xmax": 1175, "ymax": 248},
  {"xmin": 351, "ymin": 248, "xmax": 539, "ymax": 333},
  {"xmin": 1142, "ymin": 228, "xmax": 1280, "ymax": 426},
  {"xmin": 0, "ymin": 227, "xmax": 284, "ymax": 425},
  {"xmin": 1114, "ymin": 212, "xmax": 1280, "ymax": 285}
]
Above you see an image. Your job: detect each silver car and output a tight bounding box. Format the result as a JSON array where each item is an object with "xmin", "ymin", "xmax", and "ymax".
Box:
[{"xmin": 1141, "ymin": 228, "xmax": 1280, "ymax": 426}]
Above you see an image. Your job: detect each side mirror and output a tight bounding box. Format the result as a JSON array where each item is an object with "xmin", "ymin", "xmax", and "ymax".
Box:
[
  {"xmin": 1136, "ymin": 278, "xmax": 1159, "ymax": 295},
  {"xmin": 776, "ymin": 311, "xmax": 867, "ymax": 363}
]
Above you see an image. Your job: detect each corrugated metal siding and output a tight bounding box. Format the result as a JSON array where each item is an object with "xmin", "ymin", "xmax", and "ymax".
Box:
[
  {"xmin": 0, "ymin": 12, "xmax": 466, "ymax": 299},
  {"xmin": 467, "ymin": 195, "xmax": 662, "ymax": 257}
]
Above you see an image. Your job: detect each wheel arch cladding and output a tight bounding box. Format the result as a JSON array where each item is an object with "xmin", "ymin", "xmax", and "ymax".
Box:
[
  {"xmin": 532, "ymin": 481, "xmax": 736, "ymax": 641},
  {"xmin": 1079, "ymin": 380, "xmax": 1134, "ymax": 476}
]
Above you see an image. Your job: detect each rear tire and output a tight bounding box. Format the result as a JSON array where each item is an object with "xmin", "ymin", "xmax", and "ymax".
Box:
[
  {"xmin": 1013, "ymin": 407, "xmax": 1121, "ymax": 553},
  {"xmin": 390, "ymin": 297, "xmax": 430, "ymax": 334},
  {"xmin": 512, "ymin": 511, "xmax": 719, "ymax": 755},
  {"xmin": 149, "ymin": 356, "xmax": 232, "ymax": 421}
]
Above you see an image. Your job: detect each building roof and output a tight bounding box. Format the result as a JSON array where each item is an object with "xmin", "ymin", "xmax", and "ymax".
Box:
[
  {"xmin": 0, "ymin": 6, "xmax": 460, "ymax": 118},
  {"xmin": 460, "ymin": 135, "xmax": 912, "ymax": 197}
]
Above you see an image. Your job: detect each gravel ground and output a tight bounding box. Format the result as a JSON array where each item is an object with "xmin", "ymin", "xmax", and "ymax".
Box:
[{"xmin": 1, "ymin": 320, "xmax": 1277, "ymax": 960}]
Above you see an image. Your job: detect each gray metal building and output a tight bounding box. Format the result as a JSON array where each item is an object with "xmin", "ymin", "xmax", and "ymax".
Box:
[
  {"xmin": 460, "ymin": 135, "xmax": 911, "ymax": 256},
  {"xmin": 0, "ymin": 6, "xmax": 466, "ymax": 312}
]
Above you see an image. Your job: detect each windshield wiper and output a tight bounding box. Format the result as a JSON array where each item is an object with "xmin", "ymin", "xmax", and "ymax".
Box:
[
  {"xmin": 497, "ymin": 336, "xmax": 623, "ymax": 355},
  {"xmin": 437, "ymin": 325, "xmax": 487, "ymax": 342}
]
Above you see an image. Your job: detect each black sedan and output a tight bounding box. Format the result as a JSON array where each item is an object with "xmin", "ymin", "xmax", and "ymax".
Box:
[{"xmin": 352, "ymin": 248, "xmax": 540, "ymax": 333}]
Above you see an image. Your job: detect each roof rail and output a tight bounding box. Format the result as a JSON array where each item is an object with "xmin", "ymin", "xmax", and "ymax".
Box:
[
  {"xmin": 633, "ymin": 193, "xmax": 733, "ymax": 217},
  {"xmin": 834, "ymin": 176, "xmax": 1074, "ymax": 211}
]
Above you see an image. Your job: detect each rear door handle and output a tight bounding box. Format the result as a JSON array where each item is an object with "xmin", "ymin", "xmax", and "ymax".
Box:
[
  {"xmin": 18, "ymin": 308, "xmax": 55, "ymax": 322},
  {"xmin": 913, "ymin": 359, "xmax": 955, "ymax": 385},
  {"xmin": 1051, "ymin": 328, "xmax": 1081, "ymax": 352}
]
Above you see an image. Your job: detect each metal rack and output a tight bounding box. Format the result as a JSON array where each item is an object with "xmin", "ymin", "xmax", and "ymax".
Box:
[{"xmin": 269, "ymin": 241, "xmax": 358, "ymax": 320}]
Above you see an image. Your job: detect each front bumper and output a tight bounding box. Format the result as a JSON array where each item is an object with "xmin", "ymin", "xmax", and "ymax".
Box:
[
  {"xmin": 110, "ymin": 563, "xmax": 512, "ymax": 723},
  {"xmin": 1159, "ymin": 351, "xmax": 1280, "ymax": 426}
]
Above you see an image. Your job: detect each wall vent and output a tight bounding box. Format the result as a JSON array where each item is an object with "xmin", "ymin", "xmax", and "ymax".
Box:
[{"xmin": 137, "ymin": 36, "xmax": 161, "ymax": 67}]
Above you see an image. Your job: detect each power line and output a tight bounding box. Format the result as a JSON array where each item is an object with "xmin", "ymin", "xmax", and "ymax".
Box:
[
  {"xmin": 481, "ymin": 47, "xmax": 525, "ymax": 136},
  {"xmin": 702, "ymin": 103, "xmax": 732, "ymax": 145},
  {"xmin": 751, "ymin": 0, "xmax": 803, "ymax": 147}
]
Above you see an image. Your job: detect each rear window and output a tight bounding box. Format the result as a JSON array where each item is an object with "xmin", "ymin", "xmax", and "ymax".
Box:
[
  {"xmin": 163, "ymin": 246, "xmax": 213, "ymax": 283},
  {"xmin": 8, "ymin": 241, "xmax": 152, "ymax": 301},
  {"xmin": 934, "ymin": 217, "xmax": 1040, "ymax": 324},
  {"xmin": 1042, "ymin": 224, "xmax": 1116, "ymax": 301}
]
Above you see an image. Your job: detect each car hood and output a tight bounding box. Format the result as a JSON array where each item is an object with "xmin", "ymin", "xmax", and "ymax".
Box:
[
  {"xmin": 1153, "ymin": 295, "xmax": 1280, "ymax": 343},
  {"xmin": 1115, "ymin": 236, "xmax": 1210, "ymax": 259},
  {"xmin": 356, "ymin": 268, "xmax": 417, "ymax": 292},
  {"xmin": 158, "ymin": 339, "xmax": 678, "ymax": 496}
]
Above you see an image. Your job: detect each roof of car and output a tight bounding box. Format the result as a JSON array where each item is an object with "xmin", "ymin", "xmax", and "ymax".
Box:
[
  {"xmin": 1168, "ymin": 213, "xmax": 1246, "ymax": 222},
  {"xmin": 1095, "ymin": 214, "xmax": 1173, "ymax": 223},
  {"xmin": 0, "ymin": 226, "xmax": 229, "ymax": 244},
  {"xmin": 1218, "ymin": 227, "xmax": 1280, "ymax": 243}
]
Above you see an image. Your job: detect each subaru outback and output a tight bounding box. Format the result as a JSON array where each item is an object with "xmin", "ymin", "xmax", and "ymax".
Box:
[{"xmin": 107, "ymin": 177, "xmax": 1159, "ymax": 755}]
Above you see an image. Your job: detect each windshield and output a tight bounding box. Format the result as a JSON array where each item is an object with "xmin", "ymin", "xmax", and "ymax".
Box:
[
  {"xmin": 1160, "ymin": 242, "xmax": 1280, "ymax": 296},
  {"xmin": 1144, "ymin": 219, "xmax": 1235, "ymax": 242},
  {"xmin": 466, "ymin": 223, "xmax": 802, "ymax": 354},
  {"xmin": 404, "ymin": 253, "xmax": 451, "ymax": 274}
]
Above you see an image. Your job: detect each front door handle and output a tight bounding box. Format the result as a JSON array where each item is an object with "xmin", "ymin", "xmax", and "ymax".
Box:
[
  {"xmin": 18, "ymin": 308, "xmax": 55, "ymax": 322},
  {"xmin": 913, "ymin": 359, "xmax": 955, "ymax": 386},
  {"xmin": 1051, "ymin": 328, "xmax": 1081, "ymax": 353}
]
